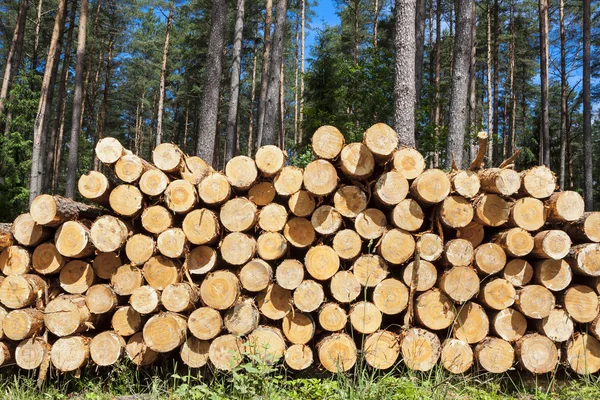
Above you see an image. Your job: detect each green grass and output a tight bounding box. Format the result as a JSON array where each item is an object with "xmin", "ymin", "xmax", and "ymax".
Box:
[{"xmin": 1, "ymin": 356, "xmax": 600, "ymax": 400}]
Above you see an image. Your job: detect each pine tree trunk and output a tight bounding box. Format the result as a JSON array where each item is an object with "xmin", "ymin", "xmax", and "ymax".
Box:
[
  {"xmin": 433, "ymin": 0, "xmax": 441, "ymax": 166},
  {"xmin": 492, "ymin": 0, "xmax": 499, "ymax": 161},
  {"xmin": 393, "ymin": 0, "xmax": 416, "ymax": 147},
  {"xmin": 583, "ymin": 0, "xmax": 593, "ymax": 209},
  {"xmin": 538, "ymin": 0, "xmax": 550, "ymax": 167},
  {"xmin": 196, "ymin": 0, "xmax": 228, "ymax": 166},
  {"xmin": 298, "ymin": 0, "xmax": 305, "ymax": 145},
  {"xmin": 261, "ymin": 0, "xmax": 288, "ymax": 146},
  {"xmin": 248, "ymin": 39, "xmax": 258, "ymax": 157},
  {"xmin": 414, "ymin": 0, "xmax": 426, "ymax": 110},
  {"xmin": 293, "ymin": 16, "xmax": 299, "ymax": 146},
  {"xmin": 0, "ymin": 0, "xmax": 28, "ymax": 118},
  {"xmin": 32, "ymin": 0, "xmax": 43, "ymax": 71},
  {"xmin": 95, "ymin": 33, "xmax": 115, "ymax": 171},
  {"xmin": 507, "ymin": 1, "xmax": 515, "ymax": 158},
  {"xmin": 225, "ymin": 0, "xmax": 245, "ymax": 163},
  {"xmin": 446, "ymin": 0, "xmax": 473, "ymax": 169},
  {"xmin": 559, "ymin": 0, "xmax": 567, "ymax": 189},
  {"xmin": 256, "ymin": 0, "xmax": 273, "ymax": 148},
  {"xmin": 155, "ymin": 2, "xmax": 174, "ymax": 146},
  {"xmin": 29, "ymin": 0, "xmax": 67, "ymax": 204},
  {"xmin": 486, "ymin": 0, "xmax": 493, "ymax": 167},
  {"xmin": 468, "ymin": 0, "xmax": 477, "ymax": 162}
]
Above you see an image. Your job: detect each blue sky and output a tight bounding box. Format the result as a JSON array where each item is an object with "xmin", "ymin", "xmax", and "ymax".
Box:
[{"xmin": 305, "ymin": 1, "xmax": 340, "ymax": 55}]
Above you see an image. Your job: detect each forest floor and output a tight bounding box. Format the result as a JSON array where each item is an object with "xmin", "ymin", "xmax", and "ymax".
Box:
[{"xmin": 1, "ymin": 358, "xmax": 600, "ymax": 400}]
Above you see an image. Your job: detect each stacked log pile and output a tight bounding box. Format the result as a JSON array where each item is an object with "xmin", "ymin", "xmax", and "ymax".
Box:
[{"xmin": 2, "ymin": 124, "xmax": 600, "ymax": 377}]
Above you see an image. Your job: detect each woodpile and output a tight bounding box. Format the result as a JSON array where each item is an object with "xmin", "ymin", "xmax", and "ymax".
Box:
[{"xmin": 2, "ymin": 124, "xmax": 600, "ymax": 377}]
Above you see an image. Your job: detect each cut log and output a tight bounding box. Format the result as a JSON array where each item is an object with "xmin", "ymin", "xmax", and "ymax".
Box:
[
  {"xmin": 491, "ymin": 308, "xmax": 527, "ymax": 342},
  {"xmin": 401, "ymin": 328, "xmax": 441, "ymax": 372},
  {"xmin": 402, "ymin": 259, "xmax": 437, "ymax": 292},
  {"xmin": 441, "ymin": 338, "xmax": 473, "ymax": 374},
  {"xmin": 162, "ymin": 282, "xmax": 198, "ymax": 313},
  {"xmin": 533, "ymin": 259, "xmax": 572, "ymax": 291},
  {"xmin": 188, "ymin": 307, "xmax": 223, "ymax": 340},
  {"xmin": 3, "ymin": 308, "xmax": 44, "ymax": 341},
  {"xmin": 248, "ymin": 181, "xmax": 276, "ymax": 206},
  {"xmin": 240, "ymin": 258, "xmax": 273, "ymax": 292},
  {"xmin": 474, "ymin": 337, "xmax": 514, "ymax": 373},
  {"xmin": 317, "ymin": 333, "xmax": 357, "ymax": 372},
  {"xmin": 374, "ymin": 171, "xmax": 408, "ymax": 207},
  {"xmin": 439, "ymin": 266, "xmax": 480, "ymax": 303},
  {"xmin": 353, "ymin": 254, "xmax": 388, "ymax": 287},
  {"xmin": 438, "ymin": 195, "xmax": 474, "ymax": 229},
  {"xmin": 143, "ymin": 256, "xmax": 181, "ymax": 291},
  {"xmin": 185, "ymin": 246, "xmax": 217, "ymax": 275},
  {"xmin": 311, "ymin": 205, "xmax": 342, "ymax": 235},
  {"xmin": 157, "ymin": 228, "xmax": 187, "ymax": 258},
  {"xmin": 339, "ymin": 142, "xmax": 375, "ymax": 179},
  {"xmin": 333, "ymin": 186, "xmax": 368, "ymax": 219},
  {"xmin": 111, "ymin": 264, "xmax": 144, "ymax": 296},
  {"xmin": 457, "ymin": 221, "xmax": 485, "ymax": 247},
  {"xmin": 515, "ymin": 285, "xmax": 555, "ymax": 319},
  {"xmin": 143, "ymin": 312, "xmax": 187, "ymax": 352},
  {"xmin": 0, "ymin": 306, "xmax": 6, "ymax": 340},
  {"xmin": 363, "ymin": 123, "xmax": 398, "ymax": 163},
  {"xmin": 258, "ymin": 203, "xmax": 288, "ymax": 232},
  {"xmin": 209, "ymin": 334, "xmax": 243, "ymax": 371},
  {"xmin": 332, "ymin": 229, "xmax": 362, "ymax": 260},
  {"xmin": 363, "ymin": 330, "xmax": 400, "ymax": 370},
  {"xmin": 508, "ymin": 197, "xmax": 546, "ymax": 231},
  {"xmin": 355, "ymin": 208, "xmax": 387, "ymax": 240},
  {"xmin": 0, "ymin": 341, "xmax": 12, "ymax": 367},
  {"xmin": 283, "ymin": 217, "xmax": 315, "ymax": 248},
  {"xmin": 220, "ymin": 198, "xmax": 258, "ymax": 233},
  {"xmin": 30, "ymin": 195, "xmax": 105, "ymax": 228},
  {"xmin": 311, "ymin": 125, "xmax": 345, "ymax": 159},
  {"xmin": 318, "ymin": 303, "xmax": 348, "ymax": 332},
  {"xmin": 140, "ymin": 205, "xmax": 173, "ymax": 235},
  {"xmin": 90, "ymin": 331, "xmax": 126, "ymax": 366},
  {"xmin": 330, "ymin": 271, "xmax": 361, "ymax": 303},
  {"xmin": 44, "ymin": 295, "xmax": 94, "ymax": 337},
  {"xmin": 152, "ymin": 143, "xmax": 183, "ymax": 172},
  {"xmin": 391, "ymin": 199, "xmax": 424, "ymax": 232},
  {"xmin": 473, "ymin": 194, "xmax": 510, "ymax": 227},
  {"xmin": 139, "ymin": 169, "xmax": 170, "ymax": 197},
  {"xmin": 0, "ymin": 223, "xmax": 13, "ymax": 250},
  {"xmin": 93, "ymin": 252, "xmax": 121, "ymax": 280},
  {"xmin": 130, "ymin": 285, "xmax": 161, "ymax": 314},
  {"xmin": 478, "ymin": 168, "xmax": 521, "ymax": 196},
  {"xmin": 109, "ymin": 185, "xmax": 143, "ymax": 217},
  {"xmin": 372, "ymin": 278, "xmax": 409, "ymax": 315},
  {"xmin": 275, "ymin": 259, "xmax": 304, "ymax": 290},
  {"xmin": 379, "ymin": 228, "xmax": 415, "ymax": 265},
  {"xmin": 90, "ymin": 215, "xmax": 131, "ymax": 253},
  {"xmin": 493, "ymin": 228, "xmax": 534, "ymax": 258},
  {"xmin": 246, "ymin": 326, "xmax": 286, "ymax": 364},
  {"xmin": 59, "ymin": 260, "xmax": 95, "ymax": 294},
  {"xmin": 16, "ymin": 337, "xmax": 49, "ymax": 370},
  {"xmin": 180, "ymin": 156, "xmax": 211, "ymax": 185},
  {"xmin": 285, "ymin": 344, "xmax": 314, "ymax": 370},
  {"xmin": 115, "ymin": 154, "xmax": 152, "ymax": 183},
  {"xmin": 393, "ymin": 148, "xmax": 425, "ymax": 180},
  {"xmin": 125, "ymin": 233, "xmax": 155, "ymax": 265},
  {"xmin": 180, "ymin": 337, "xmax": 210, "ymax": 368},
  {"xmin": 303, "ymin": 160, "xmax": 338, "ymax": 196},
  {"xmin": 78, "ymin": 171, "xmax": 112, "ymax": 206},
  {"xmin": 95, "ymin": 137, "xmax": 126, "ymax": 165},
  {"xmin": 0, "ymin": 245, "xmax": 31, "ymax": 275},
  {"xmin": 200, "ymin": 270, "xmax": 240, "ymax": 310},
  {"xmin": 519, "ymin": 166, "xmax": 556, "ymax": 199},
  {"xmin": 473, "ymin": 243, "xmax": 506, "ymax": 275},
  {"xmin": 254, "ymin": 145, "xmax": 286, "ymax": 176},
  {"xmin": 55, "ymin": 220, "xmax": 95, "ymax": 258},
  {"xmin": 546, "ymin": 191, "xmax": 585, "ymax": 223},
  {"xmin": 164, "ymin": 180, "xmax": 197, "ymax": 214},
  {"xmin": 566, "ymin": 333, "xmax": 600, "ymax": 374},
  {"xmin": 563, "ymin": 284, "xmax": 599, "ymax": 323},
  {"xmin": 305, "ymin": 245, "xmax": 340, "ymax": 281},
  {"xmin": 288, "ymin": 190, "xmax": 316, "ymax": 217},
  {"xmin": 12, "ymin": 213, "xmax": 52, "ymax": 247},
  {"xmin": 503, "ymin": 259, "xmax": 533, "ymax": 287},
  {"xmin": 566, "ymin": 212, "xmax": 600, "ymax": 243},
  {"xmin": 182, "ymin": 209, "xmax": 220, "ymax": 245},
  {"xmin": 51, "ymin": 336, "xmax": 90, "ymax": 372},
  {"xmin": 450, "ymin": 170, "xmax": 481, "ymax": 199},
  {"xmin": 453, "ymin": 302, "xmax": 489, "ymax": 344},
  {"xmin": 85, "ymin": 284, "xmax": 118, "ymax": 314},
  {"xmin": 225, "ymin": 155, "xmax": 258, "ymax": 190},
  {"xmin": 416, "ymin": 233, "xmax": 444, "ymax": 262},
  {"xmin": 224, "ymin": 298, "xmax": 260, "ymax": 336},
  {"xmin": 531, "ymin": 230, "xmax": 572, "ymax": 260},
  {"xmin": 197, "ymin": 173, "xmax": 231, "ymax": 205},
  {"xmin": 221, "ymin": 232, "xmax": 257, "ymax": 265},
  {"xmin": 410, "ymin": 169, "xmax": 451, "ymax": 206},
  {"xmin": 256, "ymin": 283, "xmax": 292, "ymax": 320},
  {"xmin": 275, "ymin": 166, "xmax": 305, "ymax": 196},
  {"xmin": 415, "ymin": 289, "xmax": 456, "ymax": 330},
  {"xmin": 349, "ymin": 301, "xmax": 382, "ymax": 334},
  {"xmin": 294, "ymin": 280, "xmax": 325, "ymax": 312},
  {"xmin": 282, "ymin": 312, "xmax": 315, "ymax": 345},
  {"xmin": 567, "ymin": 243, "xmax": 600, "ymax": 276},
  {"xmin": 442, "ymin": 239, "xmax": 474, "ymax": 267},
  {"xmin": 0, "ymin": 274, "xmax": 46, "ymax": 309},
  {"xmin": 537, "ymin": 308, "xmax": 574, "ymax": 342},
  {"xmin": 479, "ymin": 279, "xmax": 516, "ymax": 310},
  {"xmin": 125, "ymin": 332, "xmax": 158, "ymax": 366}
]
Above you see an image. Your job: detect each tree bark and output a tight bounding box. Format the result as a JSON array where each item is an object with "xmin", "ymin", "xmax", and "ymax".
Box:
[
  {"xmin": 225, "ymin": 0, "xmax": 246, "ymax": 163},
  {"xmin": 507, "ymin": 0, "xmax": 515, "ymax": 158},
  {"xmin": 256, "ymin": 0, "xmax": 273, "ymax": 149},
  {"xmin": 279, "ymin": 55, "xmax": 285, "ymax": 149},
  {"xmin": 248, "ymin": 39, "xmax": 258, "ymax": 157},
  {"xmin": 299, "ymin": 0, "xmax": 305, "ymax": 145},
  {"xmin": 0, "ymin": 0, "xmax": 28, "ymax": 118},
  {"xmin": 393, "ymin": 0, "xmax": 416, "ymax": 148},
  {"xmin": 196, "ymin": 0, "xmax": 228, "ymax": 166},
  {"xmin": 32, "ymin": 0, "xmax": 43, "ymax": 72},
  {"xmin": 65, "ymin": 0, "xmax": 89, "ymax": 199},
  {"xmin": 261, "ymin": 0, "xmax": 288, "ymax": 146},
  {"xmin": 486, "ymin": 0, "xmax": 493, "ymax": 166},
  {"xmin": 538, "ymin": 0, "xmax": 550, "ymax": 168},
  {"xmin": 414, "ymin": 0, "xmax": 426, "ymax": 111},
  {"xmin": 374, "ymin": 0, "xmax": 380, "ymax": 49},
  {"xmin": 447, "ymin": 0, "xmax": 473, "ymax": 169},
  {"xmin": 293, "ymin": 14, "xmax": 299, "ymax": 146},
  {"xmin": 467, "ymin": 0, "xmax": 477, "ymax": 162},
  {"xmin": 583, "ymin": 0, "xmax": 593, "ymax": 209},
  {"xmin": 96, "ymin": 32, "xmax": 115, "ymax": 170},
  {"xmin": 492, "ymin": 0, "xmax": 499, "ymax": 161},
  {"xmin": 433, "ymin": 0, "xmax": 441, "ymax": 165},
  {"xmin": 559, "ymin": 0, "xmax": 567, "ymax": 189},
  {"xmin": 156, "ymin": 2, "xmax": 175, "ymax": 146},
  {"xmin": 29, "ymin": 0, "xmax": 67, "ymax": 204}
]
